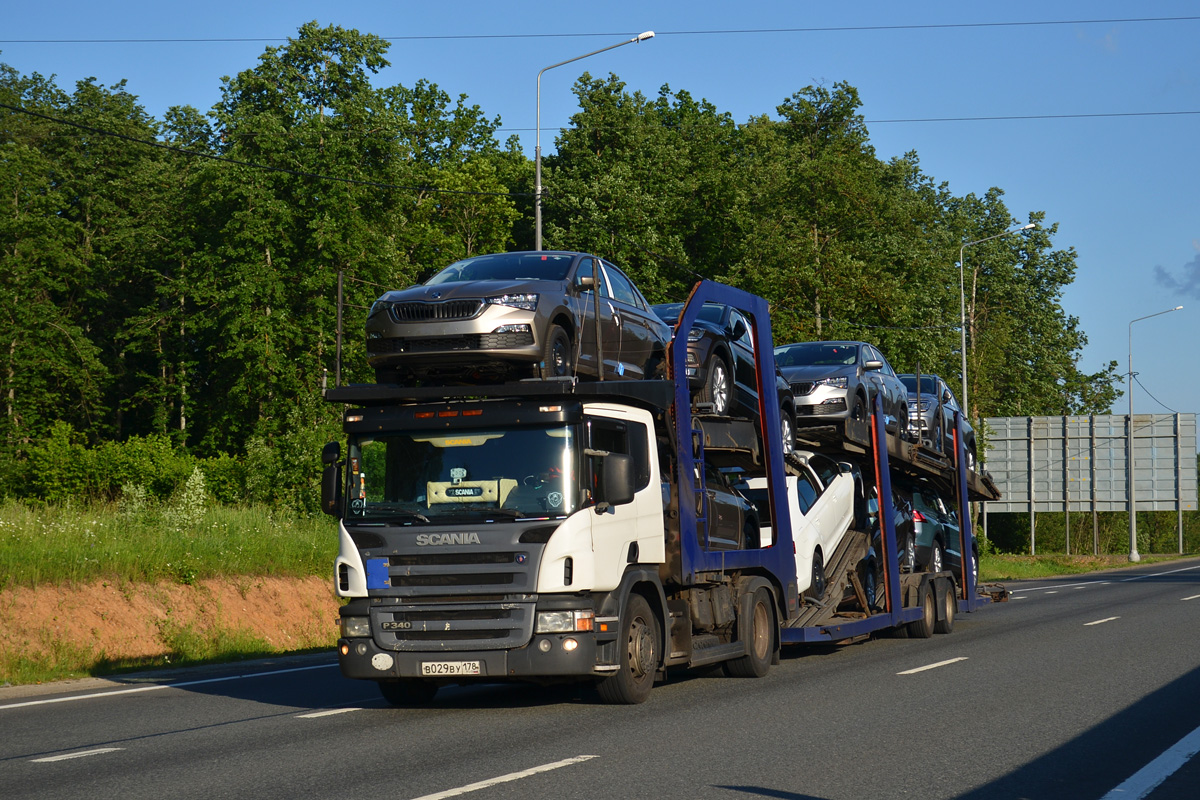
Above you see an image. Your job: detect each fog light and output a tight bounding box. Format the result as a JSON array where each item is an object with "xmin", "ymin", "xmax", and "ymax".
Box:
[
  {"xmin": 537, "ymin": 638, "xmax": 552, "ymax": 653},
  {"xmin": 355, "ymin": 642, "xmax": 368, "ymax": 656},
  {"xmin": 492, "ymin": 323, "xmax": 533, "ymax": 334},
  {"xmin": 563, "ymin": 638, "xmax": 579, "ymax": 652}
]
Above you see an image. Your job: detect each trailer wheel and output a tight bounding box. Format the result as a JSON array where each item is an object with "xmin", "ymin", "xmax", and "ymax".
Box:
[
  {"xmin": 934, "ymin": 582, "xmax": 956, "ymax": 634},
  {"xmin": 597, "ymin": 593, "xmax": 658, "ymax": 704},
  {"xmin": 907, "ymin": 585, "xmax": 936, "ymax": 639},
  {"xmin": 726, "ymin": 588, "xmax": 773, "ymax": 678},
  {"xmin": 539, "ymin": 324, "xmax": 572, "ymax": 379},
  {"xmin": 378, "ymin": 679, "xmax": 438, "ymax": 707}
]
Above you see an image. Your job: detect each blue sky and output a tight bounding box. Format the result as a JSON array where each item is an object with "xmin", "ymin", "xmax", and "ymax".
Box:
[{"xmin": 3, "ymin": 1, "xmax": 1198, "ymax": 418}]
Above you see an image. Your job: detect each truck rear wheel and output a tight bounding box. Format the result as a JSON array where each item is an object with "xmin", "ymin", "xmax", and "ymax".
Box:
[
  {"xmin": 726, "ymin": 588, "xmax": 773, "ymax": 678},
  {"xmin": 378, "ymin": 679, "xmax": 438, "ymax": 707},
  {"xmin": 934, "ymin": 582, "xmax": 956, "ymax": 634},
  {"xmin": 597, "ymin": 593, "xmax": 658, "ymax": 704},
  {"xmin": 907, "ymin": 585, "xmax": 936, "ymax": 639}
]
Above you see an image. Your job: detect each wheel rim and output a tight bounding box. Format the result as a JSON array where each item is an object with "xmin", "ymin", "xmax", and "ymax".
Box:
[
  {"xmin": 550, "ymin": 336, "xmax": 570, "ymax": 376},
  {"xmin": 750, "ymin": 600, "xmax": 770, "ymax": 660},
  {"xmin": 628, "ymin": 614, "xmax": 655, "ymax": 680},
  {"xmin": 781, "ymin": 414, "xmax": 794, "ymax": 455},
  {"xmin": 932, "ymin": 543, "xmax": 943, "ymax": 573},
  {"xmin": 710, "ymin": 361, "xmax": 729, "ymax": 414},
  {"xmin": 852, "ymin": 394, "xmax": 866, "ymax": 421}
]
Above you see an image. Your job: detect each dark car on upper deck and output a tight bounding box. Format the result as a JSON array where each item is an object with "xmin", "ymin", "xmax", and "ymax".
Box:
[
  {"xmin": 365, "ymin": 251, "xmax": 672, "ymax": 384},
  {"xmin": 652, "ymin": 301, "xmax": 798, "ymax": 455}
]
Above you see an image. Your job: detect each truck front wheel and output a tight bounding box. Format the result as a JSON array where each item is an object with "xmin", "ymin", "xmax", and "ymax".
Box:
[{"xmin": 597, "ymin": 593, "xmax": 658, "ymax": 704}]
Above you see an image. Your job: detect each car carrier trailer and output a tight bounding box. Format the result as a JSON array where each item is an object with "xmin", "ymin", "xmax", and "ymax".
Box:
[{"xmin": 321, "ymin": 280, "xmax": 1003, "ymax": 704}]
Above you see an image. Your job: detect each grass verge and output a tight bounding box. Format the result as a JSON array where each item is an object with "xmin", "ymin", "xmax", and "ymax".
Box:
[{"xmin": 979, "ymin": 552, "xmax": 1193, "ymax": 582}]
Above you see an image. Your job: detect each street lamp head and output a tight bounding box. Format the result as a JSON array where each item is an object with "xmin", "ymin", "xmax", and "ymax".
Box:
[
  {"xmin": 1020, "ymin": 223, "xmax": 1036, "ymax": 231},
  {"xmin": 636, "ymin": 30, "xmax": 655, "ymax": 41}
]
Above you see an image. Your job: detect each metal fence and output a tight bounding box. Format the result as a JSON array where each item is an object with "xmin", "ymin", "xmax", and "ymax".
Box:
[{"xmin": 981, "ymin": 414, "xmax": 1197, "ymax": 553}]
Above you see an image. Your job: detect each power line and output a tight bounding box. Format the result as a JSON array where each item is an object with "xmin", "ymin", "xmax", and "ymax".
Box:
[{"xmin": 2, "ymin": 16, "xmax": 1197, "ymax": 44}]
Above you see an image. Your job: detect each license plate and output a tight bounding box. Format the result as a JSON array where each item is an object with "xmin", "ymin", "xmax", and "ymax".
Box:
[{"xmin": 420, "ymin": 660, "xmax": 481, "ymax": 677}]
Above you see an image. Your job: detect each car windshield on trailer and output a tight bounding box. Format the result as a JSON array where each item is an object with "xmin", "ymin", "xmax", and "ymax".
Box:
[
  {"xmin": 653, "ymin": 302, "xmax": 725, "ymax": 326},
  {"xmin": 901, "ymin": 375, "xmax": 940, "ymax": 395},
  {"xmin": 774, "ymin": 343, "xmax": 859, "ymax": 367},
  {"xmin": 426, "ymin": 252, "xmax": 575, "ymax": 284}
]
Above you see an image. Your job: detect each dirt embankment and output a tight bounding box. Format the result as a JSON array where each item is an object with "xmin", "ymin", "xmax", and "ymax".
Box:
[{"xmin": 0, "ymin": 576, "xmax": 340, "ymax": 682}]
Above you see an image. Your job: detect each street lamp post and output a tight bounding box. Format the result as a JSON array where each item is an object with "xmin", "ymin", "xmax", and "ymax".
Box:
[
  {"xmin": 958, "ymin": 222, "xmax": 1036, "ymax": 420},
  {"xmin": 535, "ymin": 31, "xmax": 654, "ymax": 251},
  {"xmin": 1127, "ymin": 305, "xmax": 1183, "ymax": 562}
]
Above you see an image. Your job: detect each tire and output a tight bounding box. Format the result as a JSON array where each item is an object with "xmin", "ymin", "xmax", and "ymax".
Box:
[
  {"xmin": 780, "ymin": 409, "xmax": 795, "ymax": 456},
  {"xmin": 902, "ymin": 531, "xmax": 917, "ymax": 574},
  {"xmin": 857, "ymin": 558, "xmax": 878, "ymax": 611},
  {"xmin": 907, "ymin": 584, "xmax": 936, "ymax": 639},
  {"xmin": 930, "ymin": 539, "xmax": 945, "ymax": 574},
  {"xmin": 934, "ymin": 582, "xmax": 956, "ymax": 634},
  {"xmin": 597, "ymin": 593, "xmax": 659, "ymax": 704},
  {"xmin": 699, "ymin": 354, "xmax": 732, "ymax": 415},
  {"xmin": 539, "ymin": 324, "xmax": 572, "ymax": 379},
  {"xmin": 378, "ymin": 679, "xmax": 438, "ymax": 707},
  {"xmin": 805, "ymin": 549, "xmax": 827, "ymax": 601},
  {"xmin": 851, "ymin": 392, "xmax": 867, "ymax": 423},
  {"xmin": 970, "ymin": 545, "xmax": 980, "ymax": 588},
  {"xmin": 726, "ymin": 588, "xmax": 774, "ymax": 678}
]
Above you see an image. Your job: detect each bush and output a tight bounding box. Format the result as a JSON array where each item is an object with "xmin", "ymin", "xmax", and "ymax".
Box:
[
  {"xmin": 25, "ymin": 422, "xmax": 92, "ymax": 503},
  {"xmin": 201, "ymin": 453, "xmax": 248, "ymax": 504}
]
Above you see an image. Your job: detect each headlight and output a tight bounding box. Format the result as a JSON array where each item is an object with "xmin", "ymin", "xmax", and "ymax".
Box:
[
  {"xmin": 536, "ymin": 609, "xmax": 595, "ymax": 633},
  {"xmin": 340, "ymin": 616, "xmax": 371, "ymax": 638},
  {"xmin": 686, "ymin": 327, "xmax": 704, "ymax": 342},
  {"xmin": 815, "ymin": 376, "xmax": 848, "ymax": 389},
  {"xmin": 368, "ymin": 300, "xmax": 392, "ymax": 319},
  {"xmin": 487, "ymin": 293, "xmax": 539, "ymax": 311}
]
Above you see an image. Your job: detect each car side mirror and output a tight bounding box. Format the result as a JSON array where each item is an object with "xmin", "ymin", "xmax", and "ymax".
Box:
[
  {"xmin": 577, "ymin": 274, "xmax": 595, "ymax": 291},
  {"xmin": 730, "ymin": 318, "xmax": 747, "ymax": 340},
  {"xmin": 863, "ymin": 359, "xmax": 883, "ymax": 372}
]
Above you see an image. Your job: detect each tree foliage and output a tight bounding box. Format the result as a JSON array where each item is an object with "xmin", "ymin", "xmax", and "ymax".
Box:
[{"xmin": 0, "ymin": 22, "xmax": 1119, "ymax": 504}]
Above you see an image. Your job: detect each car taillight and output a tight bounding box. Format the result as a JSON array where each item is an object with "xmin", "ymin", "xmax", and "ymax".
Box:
[{"xmin": 913, "ymin": 510, "xmax": 928, "ymax": 522}]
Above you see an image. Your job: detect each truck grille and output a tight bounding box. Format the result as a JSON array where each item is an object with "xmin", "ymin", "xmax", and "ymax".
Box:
[
  {"xmin": 388, "ymin": 300, "xmax": 483, "ymax": 322},
  {"xmin": 372, "ymin": 600, "xmax": 535, "ymax": 651}
]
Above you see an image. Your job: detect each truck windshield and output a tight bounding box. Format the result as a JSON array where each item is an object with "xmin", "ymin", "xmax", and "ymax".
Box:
[{"xmin": 344, "ymin": 424, "xmax": 578, "ymax": 522}]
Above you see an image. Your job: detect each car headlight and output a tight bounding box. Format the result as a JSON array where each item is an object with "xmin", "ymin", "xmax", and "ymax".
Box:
[
  {"xmin": 536, "ymin": 609, "xmax": 595, "ymax": 633},
  {"xmin": 340, "ymin": 616, "xmax": 371, "ymax": 638},
  {"xmin": 686, "ymin": 327, "xmax": 704, "ymax": 342},
  {"xmin": 368, "ymin": 300, "xmax": 392, "ymax": 319},
  {"xmin": 815, "ymin": 376, "xmax": 848, "ymax": 389},
  {"xmin": 487, "ymin": 293, "xmax": 539, "ymax": 311}
]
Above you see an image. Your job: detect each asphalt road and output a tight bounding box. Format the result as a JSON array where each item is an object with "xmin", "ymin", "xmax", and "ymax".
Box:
[{"xmin": 2, "ymin": 559, "xmax": 1199, "ymax": 800}]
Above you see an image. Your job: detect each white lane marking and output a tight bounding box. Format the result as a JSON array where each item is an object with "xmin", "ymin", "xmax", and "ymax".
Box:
[
  {"xmin": 897, "ymin": 657, "xmax": 968, "ymax": 675},
  {"xmin": 1100, "ymin": 721, "xmax": 1200, "ymax": 799},
  {"xmin": 0, "ymin": 662, "xmax": 338, "ymax": 711},
  {"xmin": 1011, "ymin": 596, "xmax": 1029, "ymax": 600},
  {"xmin": 408, "ymin": 755, "xmax": 598, "ymax": 800},
  {"xmin": 298, "ymin": 707, "xmax": 362, "ymax": 719},
  {"xmin": 1121, "ymin": 564, "xmax": 1200, "ymax": 582},
  {"xmin": 1046, "ymin": 591, "xmax": 1059, "ymax": 594},
  {"xmin": 1182, "ymin": 594, "xmax": 1200, "ymax": 601},
  {"xmin": 32, "ymin": 747, "xmax": 124, "ymax": 763},
  {"xmin": 1009, "ymin": 580, "xmax": 1110, "ymax": 594},
  {"xmin": 1085, "ymin": 617, "xmax": 1120, "ymax": 626}
]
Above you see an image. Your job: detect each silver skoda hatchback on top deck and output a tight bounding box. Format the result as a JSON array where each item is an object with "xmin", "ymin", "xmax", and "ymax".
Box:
[
  {"xmin": 365, "ymin": 251, "xmax": 672, "ymax": 384},
  {"xmin": 774, "ymin": 340, "xmax": 909, "ymax": 433}
]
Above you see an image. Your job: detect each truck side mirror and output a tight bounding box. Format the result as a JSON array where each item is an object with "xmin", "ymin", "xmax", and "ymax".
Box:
[
  {"xmin": 321, "ymin": 442, "xmax": 342, "ymax": 517},
  {"xmin": 598, "ymin": 452, "xmax": 636, "ymax": 508}
]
